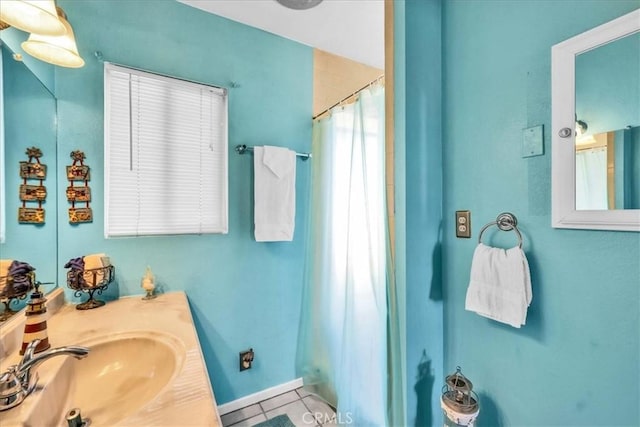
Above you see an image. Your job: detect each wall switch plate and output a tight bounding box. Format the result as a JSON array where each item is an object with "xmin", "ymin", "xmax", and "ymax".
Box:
[
  {"xmin": 456, "ymin": 210, "xmax": 471, "ymax": 238},
  {"xmin": 522, "ymin": 125, "xmax": 544, "ymax": 158}
]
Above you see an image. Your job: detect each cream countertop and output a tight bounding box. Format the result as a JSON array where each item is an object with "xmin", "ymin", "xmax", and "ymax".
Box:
[{"xmin": 0, "ymin": 291, "xmax": 221, "ymax": 427}]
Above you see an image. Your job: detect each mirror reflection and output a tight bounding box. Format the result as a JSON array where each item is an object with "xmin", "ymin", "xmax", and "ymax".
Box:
[
  {"xmin": 0, "ymin": 43, "xmax": 57, "ymax": 319},
  {"xmin": 575, "ymin": 32, "xmax": 640, "ymax": 210}
]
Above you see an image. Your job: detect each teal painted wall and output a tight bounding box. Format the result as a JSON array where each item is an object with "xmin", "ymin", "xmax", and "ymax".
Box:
[
  {"xmin": 0, "ymin": 27, "xmax": 56, "ymax": 94},
  {"xmin": 55, "ymin": 0, "xmax": 312, "ymax": 404},
  {"xmin": 399, "ymin": 0, "xmax": 444, "ymax": 425},
  {"xmin": 1, "ymin": 47, "xmax": 57, "ymax": 293},
  {"xmin": 614, "ymin": 127, "xmax": 640, "ymax": 210},
  {"xmin": 440, "ymin": 1, "xmax": 640, "ymax": 426}
]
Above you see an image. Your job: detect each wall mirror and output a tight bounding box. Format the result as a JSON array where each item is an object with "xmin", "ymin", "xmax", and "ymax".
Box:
[
  {"xmin": 0, "ymin": 41, "xmax": 58, "ymax": 319},
  {"xmin": 552, "ymin": 9, "xmax": 640, "ymax": 231}
]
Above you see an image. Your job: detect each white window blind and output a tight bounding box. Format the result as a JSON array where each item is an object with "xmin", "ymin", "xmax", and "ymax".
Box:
[{"xmin": 104, "ymin": 63, "xmax": 228, "ymax": 237}]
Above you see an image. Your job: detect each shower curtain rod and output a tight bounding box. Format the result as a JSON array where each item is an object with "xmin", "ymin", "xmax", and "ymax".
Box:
[{"xmin": 313, "ymin": 74, "xmax": 385, "ymax": 120}]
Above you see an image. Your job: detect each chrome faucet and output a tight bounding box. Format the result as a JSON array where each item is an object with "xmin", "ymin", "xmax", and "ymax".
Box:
[{"xmin": 0, "ymin": 339, "xmax": 89, "ymax": 411}]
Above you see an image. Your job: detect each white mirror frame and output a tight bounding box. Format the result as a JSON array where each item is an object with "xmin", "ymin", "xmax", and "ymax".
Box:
[{"xmin": 551, "ymin": 9, "xmax": 640, "ymax": 232}]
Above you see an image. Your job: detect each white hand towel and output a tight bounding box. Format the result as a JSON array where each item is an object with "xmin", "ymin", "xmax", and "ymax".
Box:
[
  {"xmin": 465, "ymin": 243, "xmax": 532, "ymax": 328},
  {"xmin": 254, "ymin": 145, "xmax": 296, "ymax": 242}
]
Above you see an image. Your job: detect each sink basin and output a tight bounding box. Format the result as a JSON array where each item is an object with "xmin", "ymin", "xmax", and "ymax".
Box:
[
  {"xmin": 57, "ymin": 331, "xmax": 185, "ymax": 425},
  {"xmin": 6, "ymin": 331, "xmax": 185, "ymax": 427},
  {"xmin": 0, "ymin": 293, "xmax": 218, "ymax": 427}
]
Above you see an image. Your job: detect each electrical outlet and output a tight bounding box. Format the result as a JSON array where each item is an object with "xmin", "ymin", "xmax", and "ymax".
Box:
[
  {"xmin": 456, "ymin": 210, "xmax": 471, "ymax": 238},
  {"xmin": 239, "ymin": 348, "xmax": 254, "ymax": 371}
]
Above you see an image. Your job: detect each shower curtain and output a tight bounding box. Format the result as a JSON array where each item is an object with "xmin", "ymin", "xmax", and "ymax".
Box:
[
  {"xmin": 575, "ymin": 147, "xmax": 608, "ymax": 210},
  {"xmin": 296, "ymin": 86, "xmax": 404, "ymax": 426}
]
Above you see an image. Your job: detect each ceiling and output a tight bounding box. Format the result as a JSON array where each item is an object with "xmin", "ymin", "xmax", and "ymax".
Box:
[{"xmin": 178, "ymin": 0, "xmax": 384, "ymax": 69}]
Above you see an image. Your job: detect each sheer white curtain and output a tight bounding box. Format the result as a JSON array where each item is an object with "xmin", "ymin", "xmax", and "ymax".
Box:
[
  {"xmin": 297, "ymin": 86, "xmax": 396, "ymax": 426},
  {"xmin": 576, "ymin": 148, "xmax": 608, "ymax": 210}
]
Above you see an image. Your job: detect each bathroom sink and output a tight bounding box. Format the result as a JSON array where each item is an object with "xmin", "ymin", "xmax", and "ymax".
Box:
[
  {"xmin": 28, "ymin": 331, "xmax": 186, "ymax": 426},
  {"xmin": 0, "ymin": 292, "xmax": 218, "ymax": 427},
  {"xmin": 59, "ymin": 331, "xmax": 185, "ymax": 425}
]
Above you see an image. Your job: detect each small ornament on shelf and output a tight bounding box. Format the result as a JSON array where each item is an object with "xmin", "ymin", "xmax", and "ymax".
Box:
[
  {"xmin": 20, "ymin": 282, "xmax": 51, "ymax": 355},
  {"xmin": 141, "ymin": 266, "xmax": 156, "ymax": 300},
  {"xmin": 18, "ymin": 147, "xmax": 47, "ymax": 224},
  {"xmin": 66, "ymin": 150, "xmax": 93, "ymax": 224}
]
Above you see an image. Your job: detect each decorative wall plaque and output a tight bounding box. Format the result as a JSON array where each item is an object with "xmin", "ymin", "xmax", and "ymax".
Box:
[
  {"xmin": 18, "ymin": 147, "xmax": 46, "ymax": 224},
  {"xmin": 67, "ymin": 150, "xmax": 93, "ymax": 224},
  {"xmin": 19, "ymin": 162, "xmax": 47, "ymax": 179},
  {"xmin": 20, "ymin": 185, "xmax": 47, "ymax": 201},
  {"xmin": 66, "ymin": 186, "xmax": 91, "ymax": 202},
  {"xmin": 68, "ymin": 207, "xmax": 93, "ymax": 223},
  {"xmin": 18, "ymin": 208, "xmax": 45, "ymax": 224},
  {"xmin": 66, "ymin": 164, "xmax": 91, "ymax": 181}
]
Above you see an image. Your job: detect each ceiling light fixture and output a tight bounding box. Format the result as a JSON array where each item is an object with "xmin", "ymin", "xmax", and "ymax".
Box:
[
  {"xmin": 275, "ymin": 0, "xmax": 323, "ymax": 10},
  {"xmin": 0, "ymin": 0, "xmax": 66, "ymax": 36},
  {"xmin": 21, "ymin": 7, "xmax": 84, "ymax": 68}
]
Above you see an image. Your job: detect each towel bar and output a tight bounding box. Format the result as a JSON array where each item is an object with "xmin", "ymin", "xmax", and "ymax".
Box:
[
  {"xmin": 235, "ymin": 144, "xmax": 311, "ymax": 160},
  {"xmin": 478, "ymin": 212, "xmax": 523, "ymax": 248}
]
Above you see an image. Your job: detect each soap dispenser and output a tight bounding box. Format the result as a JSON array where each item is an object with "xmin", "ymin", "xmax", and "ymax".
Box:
[{"xmin": 20, "ymin": 282, "xmax": 51, "ymax": 355}]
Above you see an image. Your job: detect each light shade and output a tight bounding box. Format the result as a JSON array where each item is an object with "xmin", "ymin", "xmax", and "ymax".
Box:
[
  {"xmin": 21, "ymin": 13, "xmax": 84, "ymax": 68},
  {"xmin": 275, "ymin": 0, "xmax": 323, "ymax": 10},
  {"xmin": 0, "ymin": 0, "xmax": 66, "ymax": 36}
]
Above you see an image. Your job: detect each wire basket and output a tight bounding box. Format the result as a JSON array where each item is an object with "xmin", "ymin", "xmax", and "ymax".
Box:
[
  {"xmin": 0, "ymin": 272, "xmax": 35, "ymax": 321},
  {"xmin": 66, "ymin": 265, "xmax": 115, "ymax": 310}
]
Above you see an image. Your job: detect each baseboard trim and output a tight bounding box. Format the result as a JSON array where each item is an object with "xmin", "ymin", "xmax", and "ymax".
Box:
[{"xmin": 217, "ymin": 377, "xmax": 304, "ymax": 415}]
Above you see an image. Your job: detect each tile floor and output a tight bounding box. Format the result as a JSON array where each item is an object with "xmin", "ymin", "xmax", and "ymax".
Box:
[{"xmin": 221, "ymin": 387, "xmax": 337, "ymax": 427}]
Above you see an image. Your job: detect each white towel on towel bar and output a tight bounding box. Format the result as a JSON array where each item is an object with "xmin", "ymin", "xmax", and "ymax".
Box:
[
  {"xmin": 465, "ymin": 243, "xmax": 532, "ymax": 328},
  {"xmin": 254, "ymin": 145, "xmax": 296, "ymax": 242}
]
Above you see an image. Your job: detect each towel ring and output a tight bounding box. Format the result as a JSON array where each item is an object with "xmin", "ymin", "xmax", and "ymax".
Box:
[{"xmin": 478, "ymin": 212, "xmax": 523, "ymax": 248}]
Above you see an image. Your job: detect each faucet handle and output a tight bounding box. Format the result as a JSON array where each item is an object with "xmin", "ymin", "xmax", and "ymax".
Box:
[
  {"xmin": 20, "ymin": 339, "xmax": 41, "ymax": 367},
  {"xmin": 0, "ymin": 366, "xmax": 27, "ymax": 411},
  {"xmin": 0, "ymin": 366, "xmax": 21, "ymax": 391}
]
